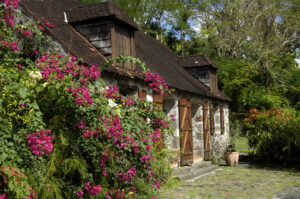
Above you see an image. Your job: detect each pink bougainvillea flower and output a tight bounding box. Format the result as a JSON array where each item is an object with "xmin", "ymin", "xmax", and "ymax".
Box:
[
  {"xmin": 0, "ymin": 40, "xmax": 8, "ymax": 46},
  {"xmin": 144, "ymin": 71, "xmax": 170, "ymax": 95},
  {"xmin": 170, "ymin": 114, "xmax": 175, "ymax": 121},
  {"xmin": 87, "ymin": 185, "xmax": 102, "ymax": 195},
  {"xmin": 146, "ymin": 144, "xmax": 151, "ymax": 153},
  {"xmin": 99, "ymin": 152, "xmax": 109, "ymax": 167},
  {"xmin": 152, "ymin": 179, "xmax": 160, "ymax": 189},
  {"xmin": 27, "ymin": 129, "xmax": 54, "ymax": 156},
  {"xmin": 102, "ymin": 168, "xmax": 107, "ymax": 176},
  {"xmin": 119, "ymin": 167, "xmax": 136, "ymax": 181},
  {"xmin": 44, "ymin": 19, "xmax": 55, "ymax": 28},
  {"xmin": 19, "ymin": 29, "xmax": 33, "ymax": 36},
  {"xmin": 18, "ymin": 64, "xmax": 22, "ymax": 69},
  {"xmin": 140, "ymin": 155, "xmax": 152, "ymax": 164},
  {"xmin": 0, "ymin": 193, "xmax": 8, "ymax": 199},
  {"xmin": 151, "ymin": 128, "xmax": 161, "ymax": 142},
  {"xmin": 37, "ymin": 24, "xmax": 45, "ymax": 31},
  {"xmin": 103, "ymin": 85, "xmax": 119, "ymax": 99},
  {"xmin": 84, "ymin": 182, "xmax": 91, "ymax": 191},
  {"xmin": 76, "ymin": 190, "xmax": 84, "ymax": 198},
  {"xmin": 9, "ymin": 41, "xmax": 18, "ymax": 51},
  {"xmin": 81, "ymin": 182, "xmax": 102, "ymax": 196},
  {"xmin": 5, "ymin": 14, "xmax": 14, "ymax": 27},
  {"xmin": 74, "ymin": 119, "xmax": 85, "ymax": 129}
]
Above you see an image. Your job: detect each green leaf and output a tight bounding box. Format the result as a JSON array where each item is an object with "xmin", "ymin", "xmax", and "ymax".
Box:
[
  {"xmin": 19, "ymin": 87, "xmax": 28, "ymax": 99},
  {"xmin": 30, "ymin": 100, "xmax": 39, "ymax": 109}
]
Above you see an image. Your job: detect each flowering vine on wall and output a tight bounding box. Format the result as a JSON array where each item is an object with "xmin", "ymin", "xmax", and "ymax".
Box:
[{"xmin": 0, "ymin": 0, "xmax": 174, "ymax": 198}]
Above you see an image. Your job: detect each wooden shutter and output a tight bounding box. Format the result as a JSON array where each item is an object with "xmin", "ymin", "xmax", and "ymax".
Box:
[
  {"xmin": 138, "ymin": 90, "xmax": 146, "ymax": 101},
  {"xmin": 203, "ymin": 102, "xmax": 210, "ymax": 160},
  {"xmin": 209, "ymin": 103, "xmax": 215, "ymax": 135},
  {"xmin": 152, "ymin": 92, "xmax": 164, "ymax": 151},
  {"xmin": 220, "ymin": 105, "xmax": 224, "ymax": 134},
  {"xmin": 152, "ymin": 91, "xmax": 163, "ymax": 111},
  {"xmin": 179, "ymin": 97, "xmax": 193, "ymax": 166}
]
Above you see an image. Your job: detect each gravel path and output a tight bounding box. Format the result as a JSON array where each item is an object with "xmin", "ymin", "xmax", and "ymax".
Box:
[{"xmin": 159, "ymin": 163, "xmax": 300, "ymax": 199}]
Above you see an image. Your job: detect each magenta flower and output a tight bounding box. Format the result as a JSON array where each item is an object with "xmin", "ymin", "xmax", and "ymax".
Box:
[
  {"xmin": 119, "ymin": 167, "xmax": 136, "ymax": 181},
  {"xmin": 99, "ymin": 153, "xmax": 109, "ymax": 167},
  {"xmin": 76, "ymin": 190, "xmax": 84, "ymax": 198},
  {"xmin": 44, "ymin": 19, "xmax": 55, "ymax": 28},
  {"xmin": 140, "ymin": 155, "xmax": 152, "ymax": 164},
  {"xmin": 87, "ymin": 185, "xmax": 102, "ymax": 195},
  {"xmin": 0, "ymin": 193, "xmax": 8, "ymax": 199},
  {"xmin": 84, "ymin": 182, "xmax": 91, "ymax": 191},
  {"xmin": 102, "ymin": 168, "xmax": 107, "ymax": 176},
  {"xmin": 144, "ymin": 71, "xmax": 170, "ymax": 95},
  {"xmin": 27, "ymin": 129, "xmax": 54, "ymax": 156},
  {"xmin": 74, "ymin": 119, "xmax": 85, "ymax": 129},
  {"xmin": 146, "ymin": 144, "xmax": 151, "ymax": 153},
  {"xmin": 37, "ymin": 25, "xmax": 45, "ymax": 31},
  {"xmin": 103, "ymin": 85, "xmax": 119, "ymax": 99},
  {"xmin": 9, "ymin": 41, "xmax": 18, "ymax": 51},
  {"xmin": 0, "ymin": 40, "xmax": 8, "ymax": 46},
  {"xmin": 151, "ymin": 128, "xmax": 161, "ymax": 142},
  {"xmin": 83, "ymin": 130, "xmax": 96, "ymax": 139},
  {"xmin": 152, "ymin": 179, "xmax": 160, "ymax": 189}
]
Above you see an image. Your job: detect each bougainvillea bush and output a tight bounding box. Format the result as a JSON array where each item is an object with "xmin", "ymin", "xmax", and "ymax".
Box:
[{"xmin": 0, "ymin": 1, "xmax": 174, "ymax": 198}]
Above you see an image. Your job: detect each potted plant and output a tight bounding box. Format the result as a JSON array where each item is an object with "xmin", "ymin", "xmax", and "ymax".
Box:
[{"xmin": 224, "ymin": 121, "xmax": 240, "ymax": 166}]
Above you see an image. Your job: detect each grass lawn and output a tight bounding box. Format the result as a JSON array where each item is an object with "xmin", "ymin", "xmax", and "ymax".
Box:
[
  {"xmin": 235, "ymin": 136, "xmax": 249, "ymax": 153},
  {"xmin": 159, "ymin": 164, "xmax": 300, "ymax": 199}
]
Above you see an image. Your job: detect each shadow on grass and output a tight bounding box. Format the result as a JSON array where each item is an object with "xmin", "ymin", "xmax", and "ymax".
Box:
[{"xmin": 237, "ymin": 153, "xmax": 300, "ymax": 173}]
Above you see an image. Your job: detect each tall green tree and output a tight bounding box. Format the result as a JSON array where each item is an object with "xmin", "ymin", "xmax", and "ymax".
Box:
[{"xmin": 197, "ymin": 0, "xmax": 300, "ymax": 89}]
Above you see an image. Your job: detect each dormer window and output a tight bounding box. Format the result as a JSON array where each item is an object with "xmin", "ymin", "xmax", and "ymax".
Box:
[
  {"xmin": 179, "ymin": 55, "xmax": 219, "ymax": 94},
  {"xmin": 66, "ymin": 0, "xmax": 138, "ymax": 71}
]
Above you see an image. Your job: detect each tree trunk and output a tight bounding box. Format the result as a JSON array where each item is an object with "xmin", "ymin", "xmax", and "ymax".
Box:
[{"xmin": 181, "ymin": 26, "xmax": 184, "ymax": 56}]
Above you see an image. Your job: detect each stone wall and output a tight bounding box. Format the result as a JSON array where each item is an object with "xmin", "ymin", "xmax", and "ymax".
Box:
[
  {"xmin": 210, "ymin": 103, "xmax": 230, "ymax": 159},
  {"xmin": 191, "ymin": 100, "xmax": 204, "ymax": 162}
]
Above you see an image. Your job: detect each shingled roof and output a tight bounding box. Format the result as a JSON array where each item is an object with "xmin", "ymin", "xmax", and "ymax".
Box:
[
  {"xmin": 66, "ymin": 0, "xmax": 139, "ymax": 30},
  {"xmin": 19, "ymin": 0, "xmax": 230, "ymax": 101},
  {"xmin": 19, "ymin": 0, "xmax": 144, "ymax": 79},
  {"xmin": 179, "ymin": 55, "xmax": 220, "ymax": 69}
]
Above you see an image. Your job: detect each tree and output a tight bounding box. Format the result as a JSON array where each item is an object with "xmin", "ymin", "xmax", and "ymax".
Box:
[{"xmin": 197, "ymin": 0, "xmax": 300, "ymax": 89}]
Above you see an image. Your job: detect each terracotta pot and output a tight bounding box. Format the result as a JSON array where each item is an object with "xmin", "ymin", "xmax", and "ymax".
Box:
[{"xmin": 224, "ymin": 152, "xmax": 239, "ymax": 166}]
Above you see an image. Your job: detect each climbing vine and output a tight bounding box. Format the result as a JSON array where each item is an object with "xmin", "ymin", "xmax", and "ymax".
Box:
[{"xmin": 0, "ymin": 1, "xmax": 174, "ymax": 198}]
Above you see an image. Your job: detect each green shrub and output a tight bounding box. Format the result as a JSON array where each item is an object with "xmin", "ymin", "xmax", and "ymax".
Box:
[{"xmin": 244, "ymin": 108, "xmax": 300, "ymax": 160}]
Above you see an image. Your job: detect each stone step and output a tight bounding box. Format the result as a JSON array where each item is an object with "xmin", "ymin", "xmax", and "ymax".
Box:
[
  {"xmin": 172, "ymin": 161, "xmax": 218, "ymax": 181},
  {"xmin": 172, "ymin": 161, "xmax": 212, "ymax": 176},
  {"xmin": 174, "ymin": 165, "xmax": 219, "ymax": 181}
]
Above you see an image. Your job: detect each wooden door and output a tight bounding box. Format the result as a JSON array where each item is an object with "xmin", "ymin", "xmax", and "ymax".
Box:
[
  {"xmin": 179, "ymin": 97, "xmax": 193, "ymax": 166},
  {"xmin": 203, "ymin": 102, "xmax": 211, "ymax": 160},
  {"xmin": 152, "ymin": 92, "xmax": 164, "ymax": 152},
  {"xmin": 210, "ymin": 103, "xmax": 215, "ymax": 135},
  {"xmin": 220, "ymin": 105, "xmax": 224, "ymax": 134}
]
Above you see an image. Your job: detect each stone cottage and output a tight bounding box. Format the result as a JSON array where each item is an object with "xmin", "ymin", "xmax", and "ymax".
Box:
[{"xmin": 19, "ymin": 0, "xmax": 231, "ymax": 166}]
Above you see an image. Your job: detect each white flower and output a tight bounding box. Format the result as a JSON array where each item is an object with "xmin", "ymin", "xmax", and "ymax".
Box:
[
  {"xmin": 108, "ymin": 99, "xmax": 117, "ymax": 108},
  {"xmin": 29, "ymin": 71, "xmax": 42, "ymax": 80}
]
